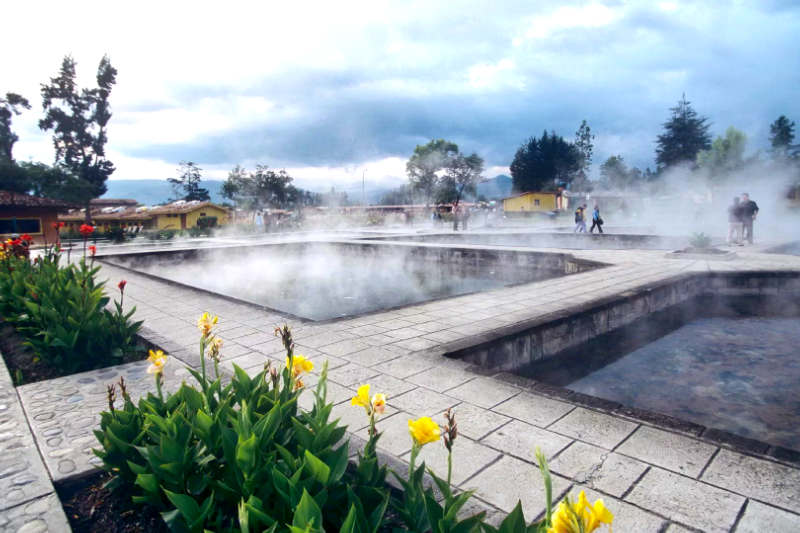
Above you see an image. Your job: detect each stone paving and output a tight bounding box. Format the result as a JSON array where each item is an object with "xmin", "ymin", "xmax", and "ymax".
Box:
[{"xmin": 4, "ymin": 232, "xmax": 800, "ymax": 532}]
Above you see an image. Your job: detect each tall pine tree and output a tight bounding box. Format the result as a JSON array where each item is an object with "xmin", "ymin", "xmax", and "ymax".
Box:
[{"xmin": 655, "ymin": 94, "xmax": 711, "ymax": 170}]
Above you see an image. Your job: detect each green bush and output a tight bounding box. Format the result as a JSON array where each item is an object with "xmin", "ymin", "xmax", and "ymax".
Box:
[
  {"xmin": 0, "ymin": 250, "xmax": 142, "ymax": 373},
  {"xmin": 94, "ymin": 322, "xmax": 615, "ymax": 533}
]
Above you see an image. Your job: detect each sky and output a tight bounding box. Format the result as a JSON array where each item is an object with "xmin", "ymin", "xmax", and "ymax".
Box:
[{"xmin": 3, "ymin": 0, "xmax": 799, "ymax": 189}]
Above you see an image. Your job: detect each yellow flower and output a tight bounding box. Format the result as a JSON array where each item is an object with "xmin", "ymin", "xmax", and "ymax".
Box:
[
  {"xmin": 351, "ymin": 384, "xmax": 371, "ymax": 412},
  {"xmin": 286, "ymin": 354, "xmax": 313, "ymax": 378},
  {"xmin": 197, "ymin": 312, "xmax": 218, "ymax": 337},
  {"xmin": 147, "ymin": 349, "xmax": 167, "ymax": 374},
  {"xmin": 408, "ymin": 416, "xmax": 441, "ymax": 446},
  {"xmin": 547, "ymin": 491, "xmax": 613, "ymax": 533},
  {"xmin": 372, "ymin": 393, "xmax": 386, "ymax": 415}
]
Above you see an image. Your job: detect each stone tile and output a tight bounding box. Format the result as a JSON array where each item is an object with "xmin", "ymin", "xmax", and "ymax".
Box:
[
  {"xmin": 450, "ymin": 402, "xmax": 511, "ymax": 440},
  {"xmin": 403, "ymin": 436, "xmax": 501, "ymax": 486},
  {"xmin": 356, "ymin": 412, "xmax": 414, "ymax": 457},
  {"xmin": 340, "ymin": 347, "xmax": 399, "ymax": 367},
  {"xmin": 463, "ymin": 455, "xmax": 571, "ymax": 517},
  {"xmin": 549, "ymin": 441, "xmax": 648, "ymax": 498},
  {"xmin": 0, "ymin": 493, "xmax": 71, "ymax": 532},
  {"xmin": 563, "ymin": 486, "xmax": 666, "ymax": 533},
  {"xmin": 447, "ymin": 377, "xmax": 520, "ymax": 409},
  {"xmin": 701, "ymin": 449, "xmax": 800, "ymax": 513},
  {"xmin": 317, "ymin": 339, "xmax": 373, "ymax": 358},
  {"xmin": 391, "ymin": 336, "xmax": 441, "ymax": 352},
  {"xmin": 492, "ymin": 391, "xmax": 575, "ymax": 428},
  {"xmin": 327, "ymin": 363, "xmax": 381, "ymax": 387},
  {"xmin": 390, "ymin": 388, "xmax": 460, "ymax": 417},
  {"xmin": 380, "ymin": 355, "xmax": 436, "ymax": 379},
  {"xmin": 548, "ymin": 408, "xmax": 638, "ymax": 449},
  {"xmin": 382, "ymin": 327, "xmax": 424, "ymax": 340},
  {"xmin": 482, "ymin": 420, "xmax": 572, "ymax": 463},
  {"xmin": 628, "ymin": 425, "xmax": 722, "ymax": 476},
  {"xmin": 626, "ymin": 468, "xmax": 745, "ymax": 533},
  {"xmin": 406, "ymin": 365, "xmax": 476, "ymax": 392},
  {"xmin": 735, "ymin": 500, "xmax": 800, "ymax": 532}
]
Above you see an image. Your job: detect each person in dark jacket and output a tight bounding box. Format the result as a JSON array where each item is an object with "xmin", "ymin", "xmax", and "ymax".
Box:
[
  {"xmin": 727, "ymin": 197, "xmax": 743, "ymax": 245},
  {"xmin": 739, "ymin": 193, "xmax": 759, "ymax": 244},
  {"xmin": 590, "ymin": 204, "xmax": 603, "ymax": 233}
]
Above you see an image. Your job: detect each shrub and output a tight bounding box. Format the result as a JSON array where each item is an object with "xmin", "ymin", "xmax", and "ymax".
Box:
[
  {"xmin": 0, "ymin": 248, "xmax": 142, "ymax": 373},
  {"xmin": 94, "ymin": 319, "xmax": 615, "ymax": 533}
]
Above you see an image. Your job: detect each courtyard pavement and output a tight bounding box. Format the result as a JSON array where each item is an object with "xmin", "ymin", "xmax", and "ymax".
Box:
[{"xmin": 3, "ymin": 231, "xmax": 800, "ymax": 532}]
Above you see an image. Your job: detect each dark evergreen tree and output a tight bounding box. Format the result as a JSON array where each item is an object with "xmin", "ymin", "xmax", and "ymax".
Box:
[
  {"xmin": 509, "ymin": 131, "xmax": 581, "ymax": 192},
  {"xmin": 655, "ymin": 94, "xmax": 711, "ymax": 170},
  {"xmin": 769, "ymin": 115, "xmax": 797, "ymax": 159},
  {"xmin": 39, "ymin": 56, "xmax": 117, "ymax": 219},
  {"xmin": 0, "ymin": 93, "xmax": 31, "ymax": 163},
  {"xmin": 169, "ymin": 161, "xmax": 210, "ymax": 201}
]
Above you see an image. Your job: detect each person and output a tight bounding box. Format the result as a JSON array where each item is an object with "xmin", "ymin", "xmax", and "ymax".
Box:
[
  {"xmin": 590, "ymin": 204, "xmax": 604, "ymax": 233},
  {"xmin": 573, "ymin": 204, "xmax": 587, "ymax": 233},
  {"xmin": 727, "ymin": 196, "xmax": 743, "ymax": 245},
  {"xmin": 739, "ymin": 193, "xmax": 759, "ymax": 244}
]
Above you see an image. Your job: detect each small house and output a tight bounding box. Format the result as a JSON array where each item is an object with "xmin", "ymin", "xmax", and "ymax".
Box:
[
  {"xmin": 502, "ymin": 191, "xmax": 568, "ymax": 214},
  {"xmin": 0, "ymin": 190, "xmax": 74, "ymax": 244}
]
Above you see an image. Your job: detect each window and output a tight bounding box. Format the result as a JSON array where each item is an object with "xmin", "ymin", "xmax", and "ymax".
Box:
[
  {"xmin": 534, "ymin": 199, "xmax": 540, "ymax": 206},
  {"xmin": 0, "ymin": 218, "xmax": 42, "ymax": 234}
]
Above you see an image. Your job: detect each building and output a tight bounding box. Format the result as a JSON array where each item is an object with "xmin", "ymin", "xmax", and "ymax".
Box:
[
  {"xmin": 0, "ymin": 190, "xmax": 75, "ymax": 244},
  {"xmin": 502, "ymin": 191, "xmax": 568, "ymax": 214},
  {"xmin": 147, "ymin": 201, "xmax": 230, "ymax": 230}
]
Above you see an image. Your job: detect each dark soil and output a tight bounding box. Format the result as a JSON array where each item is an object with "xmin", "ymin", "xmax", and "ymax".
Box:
[
  {"xmin": 0, "ymin": 322, "xmax": 146, "ymax": 385},
  {"xmin": 58, "ymin": 472, "xmax": 169, "ymax": 533}
]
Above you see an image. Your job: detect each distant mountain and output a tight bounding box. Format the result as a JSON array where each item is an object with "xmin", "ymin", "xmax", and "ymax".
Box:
[
  {"xmin": 102, "ymin": 180, "xmax": 227, "ymax": 205},
  {"xmin": 476, "ymin": 175, "xmax": 513, "ymax": 200}
]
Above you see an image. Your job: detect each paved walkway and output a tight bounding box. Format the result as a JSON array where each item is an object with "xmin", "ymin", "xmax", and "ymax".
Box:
[{"xmin": 6, "ymin": 234, "xmax": 800, "ymax": 531}]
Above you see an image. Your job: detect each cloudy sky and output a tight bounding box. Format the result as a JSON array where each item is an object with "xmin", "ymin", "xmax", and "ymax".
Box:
[{"xmin": 3, "ymin": 0, "xmax": 799, "ymax": 188}]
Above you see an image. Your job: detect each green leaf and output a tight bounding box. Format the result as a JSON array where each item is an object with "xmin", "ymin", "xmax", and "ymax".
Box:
[
  {"xmin": 303, "ymin": 450, "xmax": 331, "ymax": 485},
  {"xmin": 292, "ymin": 489, "xmax": 323, "ymax": 532}
]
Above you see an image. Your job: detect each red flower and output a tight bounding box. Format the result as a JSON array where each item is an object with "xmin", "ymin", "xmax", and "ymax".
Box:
[
  {"xmin": 21, "ymin": 234, "xmax": 32, "ymax": 243},
  {"xmin": 88, "ymin": 245, "xmax": 97, "ymax": 256},
  {"xmin": 118, "ymin": 280, "xmax": 127, "ymax": 291},
  {"xmin": 79, "ymin": 224, "xmax": 95, "ymax": 236}
]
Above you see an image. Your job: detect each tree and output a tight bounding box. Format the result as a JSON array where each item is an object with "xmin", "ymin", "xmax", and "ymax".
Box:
[
  {"xmin": 696, "ymin": 126, "xmax": 747, "ymax": 180},
  {"xmin": 0, "ymin": 93, "xmax": 31, "ymax": 163},
  {"xmin": 769, "ymin": 115, "xmax": 797, "ymax": 160},
  {"xmin": 436, "ymin": 153, "xmax": 484, "ymax": 229},
  {"xmin": 221, "ymin": 165, "xmax": 297, "ymax": 210},
  {"xmin": 574, "ymin": 119, "xmax": 594, "ymax": 177},
  {"xmin": 169, "ymin": 161, "xmax": 210, "ymax": 201},
  {"xmin": 39, "ymin": 55, "xmax": 117, "ymax": 219},
  {"xmin": 655, "ymin": 94, "xmax": 711, "ymax": 170},
  {"xmin": 509, "ymin": 131, "xmax": 581, "ymax": 192},
  {"xmin": 406, "ymin": 139, "xmax": 458, "ymax": 207}
]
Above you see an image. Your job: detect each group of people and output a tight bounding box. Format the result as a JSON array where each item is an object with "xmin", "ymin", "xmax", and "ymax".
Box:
[
  {"xmin": 727, "ymin": 193, "xmax": 759, "ymax": 245},
  {"xmin": 574, "ymin": 204, "xmax": 603, "ymax": 233}
]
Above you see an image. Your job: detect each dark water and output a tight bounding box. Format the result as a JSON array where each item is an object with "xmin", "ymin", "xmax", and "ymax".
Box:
[
  {"xmin": 567, "ymin": 316, "xmax": 800, "ymax": 450},
  {"xmin": 110, "ymin": 245, "xmax": 560, "ymax": 320}
]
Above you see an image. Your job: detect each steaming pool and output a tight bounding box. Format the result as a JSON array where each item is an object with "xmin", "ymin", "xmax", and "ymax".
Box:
[
  {"xmin": 102, "ymin": 242, "xmax": 599, "ymax": 321},
  {"xmin": 521, "ymin": 295, "xmax": 800, "ymax": 451}
]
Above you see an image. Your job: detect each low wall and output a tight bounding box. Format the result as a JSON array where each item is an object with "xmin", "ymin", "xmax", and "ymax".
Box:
[{"xmin": 445, "ymin": 271, "xmax": 800, "ymax": 371}]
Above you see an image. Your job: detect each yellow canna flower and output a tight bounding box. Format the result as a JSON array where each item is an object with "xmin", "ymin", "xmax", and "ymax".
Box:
[
  {"xmin": 197, "ymin": 312, "xmax": 218, "ymax": 338},
  {"xmin": 147, "ymin": 349, "xmax": 167, "ymax": 374},
  {"xmin": 547, "ymin": 490, "xmax": 613, "ymax": 533},
  {"xmin": 408, "ymin": 416, "xmax": 441, "ymax": 446},
  {"xmin": 286, "ymin": 354, "xmax": 313, "ymax": 378},
  {"xmin": 372, "ymin": 393, "xmax": 386, "ymax": 415},
  {"xmin": 351, "ymin": 384, "xmax": 371, "ymax": 412}
]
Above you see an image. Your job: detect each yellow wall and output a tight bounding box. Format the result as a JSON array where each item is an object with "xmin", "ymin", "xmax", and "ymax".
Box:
[
  {"xmin": 154, "ymin": 205, "xmax": 229, "ymax": 230},
  {"xmin": 503, "ymin": 193, "xmax": 558, "ymax": 212}
]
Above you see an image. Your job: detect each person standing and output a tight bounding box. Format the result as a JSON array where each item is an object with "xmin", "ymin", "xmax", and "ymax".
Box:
[
  {"xmin": 727, "ymin": 197, "xmax": 743, "ymax": 245},
  {"xmin": 590, "ymin": 204, "xmax": 604, "ymax": 233},
  {"xmin": 740, "ymin": 193, "xmax": 759, "ymax": 244}
]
